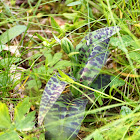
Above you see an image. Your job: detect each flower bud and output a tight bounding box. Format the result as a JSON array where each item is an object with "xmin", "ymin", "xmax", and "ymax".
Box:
[{"xmin": 61, "ymin": 37, "xmax": 74, "ymax": 54}]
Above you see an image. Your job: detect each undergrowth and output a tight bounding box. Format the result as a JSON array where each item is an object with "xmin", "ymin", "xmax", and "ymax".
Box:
[{"xmin": 0, "ymin": 0, "xmax": 140, "ymax": 140}]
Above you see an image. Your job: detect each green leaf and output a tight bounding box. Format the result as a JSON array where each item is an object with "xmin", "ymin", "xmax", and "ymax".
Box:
[
  {"xmin": 44, "ymin": 53, "xmax": 71, "ymax": 74},
  {"xmin": 93, "ymin": 130, "xmax": 105, "ymax": 140},
  {"xmin": 68, "ymin": 52, "xmax": 79, "ymax": 57},
  {"xmin": 45, "ymin": 53, "xmax": 53, "ymax": 63},
  {"xmin": 118, "ymin": 44, "xmax": 128, "ymax": 52},
  {"xmin": 0, "ymin": 45, "xmax": 6, "ymax": 52},
  {"xmin": 110, "ymin": 35, "xmax": 133, "ymax": 52},
  {"xmin": 61, "ymin": 37, "xmax": 75, "ymax": 54},
  {"xmin": 110, "ymin": 37, "xmax": 120, "ymax": 46},
  {"xmin": 39, "ymin": 133, "xmax": 45, "ymax": 140},
  {"xmin": 14, "ymin": 97, "xmax": 35, "ymax": 131},
  {"xmin": 94, "ymin": 91, "xmax": 103, "ymax": 106},
  {"xmin": 0, "ymin": 58, "xmax": 21, "ymax": 68},
  {"xmin": 67, "ymin": 1, "xmax": 81, "ymax": 6},
  {"xmin": 54, "ymin": 60, "xmax": 71, "ymax": 69},
  {"xmin": 51, "ymin": 52, "xmax": 62, "ymax": 66},
  {"xmin": 105, "ymin": 124, "xmax": 128, "ymax": 140},
  {"xmin": 44, "ymin": 94, "xmax": 88, "ymax": 140},
  {"xmin": 38, "ymin": 75, "xmax": 67, "ymax": 125},
  {"xmin": 44, "ymin": 52, "xmax": 66, "ymax": 71},
  {"xmin": 58, "ymin": 69, "xmax": 74, "ymax": 83},
  {"xmin": 16, "ymin": 111, "xmax": 36, "ymax": 131},
  {"xmin": 63, "ymin": 13, "xmax": 78, "ymax": 20},
  {"xmin": 0, "ymin": 71, "xmax": 15, "ymax": 88},
  {"xmin": 36, "ymin": 33, "xmax": 47, "ymax": 42},
  {"xmin": 3, "ymin": 3, "xmax": 11, "ymax": 16},
  {"xmin": 50, "ymin": 52, "xmax": 62, "ymax": 67},
  {"xmin": 32, "ymin": 137, "xmax": 38, "ymax": 140},
  {"xmin": 41, "ymin": 49, "xmax": 52, "ymax": 57},
  {"xmin": 51, "ymin": 17, "xmax": 62, "ymax": 33},
  {"xmin": 0, "ymin": 130, "xmax": 19, "ymax": 140},
  {"xmin": 0, "ymin": 25, "xmax": 27, "ymax": 45},
  {"xmin": 110, "ymin": 76, "xmax": 125, "ymax": 88},
  {"xmin": 110, "ymin": 35, "xmax": 133, "ymax": 47},
  {"xmin": 0, "ymin": 102, "xmax": 11, "ymax": 129},
  {"xmin": 89, "ymin": 7, "xmax": 94, "ymax": 19},
  {"xmin": 26, "ymin": 79, "xmax": 42, "ymax": 89},
  {"xmin": 14, "ymin": 97, "xmax": 31, "ymax": 124},
  {"xmin": 65, "ymin": 20, "xmax": 87, "ymax": 31},
  {"xmin": 129, "ymin": 51, "xmax": 140, "ymax": 63},
  {"xmin": 120, "ymin": 106, "xmax": 132, "ymax": 116},
  {"xmin": 131, "ymin": 41, "xmax": 140, "ymax": 49}
]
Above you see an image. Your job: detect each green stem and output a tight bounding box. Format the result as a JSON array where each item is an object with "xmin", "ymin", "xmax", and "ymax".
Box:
[{"xmin": 73, "ymin": 81, "xmax": 136, "ymax": 108}]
